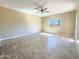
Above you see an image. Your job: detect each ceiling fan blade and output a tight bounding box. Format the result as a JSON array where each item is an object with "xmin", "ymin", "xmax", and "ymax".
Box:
[
  {"xmin": 45, "ymin": 11, "xmax": 49, "ymax": 13},
  {"xmin": 36, "ymin": 11, "xmax": 43, "ymax": 13},
  {"xmin": 43, "ymin": 8, "xmax": 47, "ymax": 11},
  {"xmin": 34, "ymin": 8, "xmax": 40, "ymax": 10}
]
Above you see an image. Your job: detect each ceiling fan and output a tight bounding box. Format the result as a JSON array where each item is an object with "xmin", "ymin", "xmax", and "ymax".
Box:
[{"xmin": 33, "ymin": 2, "xmax": 49, "ymax": 13}]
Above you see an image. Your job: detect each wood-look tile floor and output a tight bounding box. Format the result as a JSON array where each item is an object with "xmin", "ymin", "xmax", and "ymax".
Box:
[{"xmin": 0, "ymin": 33, "xmax": 78, "ymax": 59}]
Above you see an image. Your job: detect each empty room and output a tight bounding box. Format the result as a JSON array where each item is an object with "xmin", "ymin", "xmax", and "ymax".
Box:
[{"xmin": 0, "ymin": 0, "xmax": 79, "ymax": 59}]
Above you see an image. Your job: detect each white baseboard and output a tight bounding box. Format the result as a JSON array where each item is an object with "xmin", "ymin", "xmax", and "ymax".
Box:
[{"xmin": 0, "ymin": 33, "xmax": 39, "ymax": 41}]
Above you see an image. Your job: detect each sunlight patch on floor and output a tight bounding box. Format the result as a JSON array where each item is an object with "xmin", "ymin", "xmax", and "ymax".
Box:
[{"xmin": 40, "ymin": 32, "xmax": 79, "ymax": 43}]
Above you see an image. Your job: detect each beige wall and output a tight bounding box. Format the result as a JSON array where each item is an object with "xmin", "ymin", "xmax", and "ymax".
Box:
[
  {"xmin": 0, "ymin": 7, "xmax": 42, "ymax": 39},
  {"xmin": 42, "ymin": 11, "xmax": 76, "ymax": 38},
  {"xmin": 76, "ymin": 8, "xmax": 79, "ymax": 54},
  {"xmin": 0, "ymin": 7, "xmax": 76, "ymax": 39},
  {"xmin": 76, "ymin": 10, "xmax": 79, "ymax": 40}
]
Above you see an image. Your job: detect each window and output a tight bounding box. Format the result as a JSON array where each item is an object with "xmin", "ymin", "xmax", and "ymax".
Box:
[{"xmin": 48, "ymin": 18, "xmax": 60, "ymax": 26}]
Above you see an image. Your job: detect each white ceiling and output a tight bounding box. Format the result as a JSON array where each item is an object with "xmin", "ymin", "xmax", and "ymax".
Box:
[{"xmin": 0, "ymin": 0, "xmax": 79, "ymax": 17}]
